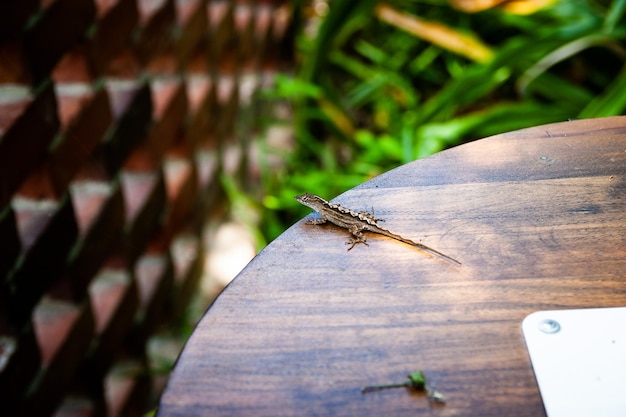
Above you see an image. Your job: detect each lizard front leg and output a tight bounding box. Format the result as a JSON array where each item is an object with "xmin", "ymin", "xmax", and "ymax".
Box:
[
  {"xmin": 306, "ymin": 217, "xmax": 327, "ymax": 225},
  {"xmin": 346, "ymin": 225, "xmax": 368, "ymax": 251}
]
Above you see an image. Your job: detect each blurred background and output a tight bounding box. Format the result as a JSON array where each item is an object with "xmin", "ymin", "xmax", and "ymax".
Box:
[{"xmin": 1, "ymin": 0, "xmax": 625, "ymax": 415}]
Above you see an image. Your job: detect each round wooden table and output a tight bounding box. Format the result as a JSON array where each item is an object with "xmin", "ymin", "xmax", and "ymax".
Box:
[{"xmin": 157, "ymin": 117, "xmax": 626, "ymax": 416}]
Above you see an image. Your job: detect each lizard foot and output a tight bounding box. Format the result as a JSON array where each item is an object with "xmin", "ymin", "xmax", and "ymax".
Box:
[{"xmin": 346, "ymin": 238, "xmax": 368, "ymax": 251}]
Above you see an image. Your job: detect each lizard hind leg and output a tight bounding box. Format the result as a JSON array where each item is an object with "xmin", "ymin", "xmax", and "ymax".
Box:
[
  {"xmin": 358, "ymin": 207, "xmax": 384, "ymax": 223},
  {"xmin": 346, "ymin": 229, "xmax": 368, "ymax": 251}
]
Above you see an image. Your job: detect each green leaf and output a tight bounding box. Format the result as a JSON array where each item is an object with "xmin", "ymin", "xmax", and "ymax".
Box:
[
  {"xmin": 407, "ymin": 371, "xmax": 427, "ymax": 389},
  {"xmin": 604, "ymin": 0, "xmax": 626, "ymax": 33},
  {"xmin": 579, "ymin": 63, "xmax": 626, "ymax": 117}
]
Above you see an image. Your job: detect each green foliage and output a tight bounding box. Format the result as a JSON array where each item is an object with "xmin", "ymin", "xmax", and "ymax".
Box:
[{"xmin": 257, "ymin": 0, "xmax": 626, "ymax": 242}]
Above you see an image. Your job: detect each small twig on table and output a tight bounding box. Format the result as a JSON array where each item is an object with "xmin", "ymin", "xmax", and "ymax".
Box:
[{"xmin": 361, "ymin": 370, "xmax": 446, "ymax": 403}]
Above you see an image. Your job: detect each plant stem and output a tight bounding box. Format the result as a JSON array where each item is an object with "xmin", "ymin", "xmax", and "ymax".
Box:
[{"xmin": 360, "ymin": 381, "xmax": 410, "ymax": 393}]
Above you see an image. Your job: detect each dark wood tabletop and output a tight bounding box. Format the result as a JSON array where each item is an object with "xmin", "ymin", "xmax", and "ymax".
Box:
[{"xmin": 157, "ymin": 117, "xmax": 626, "ymax": 417}]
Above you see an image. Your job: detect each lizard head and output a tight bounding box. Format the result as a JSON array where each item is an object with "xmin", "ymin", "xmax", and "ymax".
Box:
[{"xmin": 294, "ymin": 193, "xmax": 324, "ymax": 210}]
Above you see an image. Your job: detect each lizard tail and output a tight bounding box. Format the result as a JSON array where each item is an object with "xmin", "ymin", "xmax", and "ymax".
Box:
[
  {"xmin": 413, "ymin": 243, "xmax": 461, "ymax": 266},
  {"xmin": 385, "ymin": 231, "xmax": 462, "ymax": 266}
]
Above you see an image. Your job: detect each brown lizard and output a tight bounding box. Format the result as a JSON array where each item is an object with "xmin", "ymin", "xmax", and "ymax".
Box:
[{"xmin": 295, "ymin": 193, "xmax": 461, "ymax": 266}]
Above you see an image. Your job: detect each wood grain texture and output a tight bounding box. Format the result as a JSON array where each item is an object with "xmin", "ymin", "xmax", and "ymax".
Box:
[{"xmin": 157, "ymin": 117, "xmax": 626, "ymax": 417}]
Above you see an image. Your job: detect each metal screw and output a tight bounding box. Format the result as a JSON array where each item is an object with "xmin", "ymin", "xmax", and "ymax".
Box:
[{"xmin": 538, "ymin": 319, "xmax": 561, "ymax": 334}]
